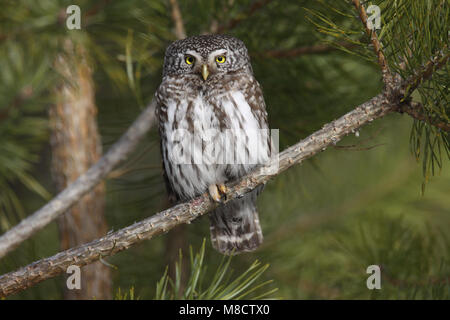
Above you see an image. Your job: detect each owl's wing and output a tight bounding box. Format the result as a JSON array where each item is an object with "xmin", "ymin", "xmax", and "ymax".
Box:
[
  {"xmin": 244, "ymin": 79, "xmax": 270, "ymax": 130},
  {"xmin": 241, "ymin": 78, "xmax": 271, "ymax": 195},
  {"xmin": 156, "ymin": 99, "xmax": 179, "ymax": 205},
  {"xmin": 244, "ymin": 79, "xmax": 272, "ymax": 161},
  {"xmin": 161, "ymin": 148, "xmax": 179, "ymax": 204}
]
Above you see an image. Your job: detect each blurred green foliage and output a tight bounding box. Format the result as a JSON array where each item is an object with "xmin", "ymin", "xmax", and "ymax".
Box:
[
  {"xmin": 0, "ymin": 0, "xmax": 448, "ymax": 299},
  {"xmin": 154, "ymin": 239, "xmax": 277, "ymax": 300}
]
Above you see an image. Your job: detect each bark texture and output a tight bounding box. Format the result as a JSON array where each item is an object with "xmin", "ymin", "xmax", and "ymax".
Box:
[{"xmin": 50, "ymin": 42, "xmax": 111, "ymax": 299}]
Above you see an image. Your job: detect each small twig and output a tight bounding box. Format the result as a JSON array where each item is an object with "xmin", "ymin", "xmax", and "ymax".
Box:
[
  {"xmin": 169, "ymin": 0, "xmax": 186, "ymax": 40},
  {"xmin": 99, "ymin": 256, "xmax": 118, "ymax": 270},
  {"xmin": 333, "ymin": 126, "xmax": 386, "ymax": 151},
  {"xmin": 397, "ymin": 101, "xmax": 450, "ymax": 132},
  {"xmin": 402, "ymin": 47, "xmax": 449, "ymax": 97},
  {"xmin": 352, "ymin": 0, "xmax": 393, "ymax": 86},
  {"xmin": 334, "ymin": 143, "xmax": 386, "ymax": 152}
]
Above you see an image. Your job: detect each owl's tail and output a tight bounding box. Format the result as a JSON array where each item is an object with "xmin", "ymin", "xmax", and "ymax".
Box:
[{"xmin": 209, "ymin": 191, "xmax": 263, "ymax": 255}]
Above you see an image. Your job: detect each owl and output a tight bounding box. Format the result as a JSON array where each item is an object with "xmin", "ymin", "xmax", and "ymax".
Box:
[{"xmin": 156, "ymin": 34, "xmax": 270, "ymax": 255}]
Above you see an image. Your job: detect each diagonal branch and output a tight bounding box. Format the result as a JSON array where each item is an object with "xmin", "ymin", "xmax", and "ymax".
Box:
[
  {"xmin": 0, "ymin": 99, "xmax": 158, "ymax": 260},
  {"xmin": 396, "ymin": 47, "xmax": 449, "ymax": 131},
  {"xmin": 0, "ymin": 91, "xmax": 398, "ymax": 298}
]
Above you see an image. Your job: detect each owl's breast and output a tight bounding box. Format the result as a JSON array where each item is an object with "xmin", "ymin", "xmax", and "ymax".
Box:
[{"xmin": 159, "ymin": 87, "xmax": 270, "ymax": 199}]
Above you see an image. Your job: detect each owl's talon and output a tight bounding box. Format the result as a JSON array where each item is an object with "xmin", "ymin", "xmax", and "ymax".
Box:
[
  {"xmin": 218, "ymin": 184, "xmax": 228, "ymax": 195},
  {"xmin": 208, "ymin": 185, "xmax": 221, "ymax": 202},
  {"xmin": 208, "ymin": 184, "xmax": 227, "ymax": 203}
]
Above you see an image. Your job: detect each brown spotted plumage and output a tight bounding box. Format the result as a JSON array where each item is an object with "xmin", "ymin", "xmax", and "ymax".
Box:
[{"xmin": 156, "ymin": 35, "xmax": 270, "ymax": 255}]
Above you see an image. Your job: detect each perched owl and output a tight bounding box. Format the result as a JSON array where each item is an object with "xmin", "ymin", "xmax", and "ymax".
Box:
[{"xmin": 156, "ymin": 34, "xmax": 270, "ymax": 255}]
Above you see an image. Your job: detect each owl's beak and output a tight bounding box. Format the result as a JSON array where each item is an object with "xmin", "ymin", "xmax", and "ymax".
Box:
[{"xmin": 201, "ymin": 64, "xmax": 209, "ymax": 81}]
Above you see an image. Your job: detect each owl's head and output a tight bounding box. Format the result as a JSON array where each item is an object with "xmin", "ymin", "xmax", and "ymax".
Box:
[{"xmin": 162, "ymin": 34, "xmax": 252, "ymax": 80}]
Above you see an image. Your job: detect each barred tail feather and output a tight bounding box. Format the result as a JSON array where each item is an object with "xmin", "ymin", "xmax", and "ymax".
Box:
[{"xmin": 209, "ymin": 192, "xmax": 263, "ymax": 255}]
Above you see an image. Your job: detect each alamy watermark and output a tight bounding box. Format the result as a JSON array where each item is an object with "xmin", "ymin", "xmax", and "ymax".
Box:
[
  {"xmin": 366, "ymin": 265, "xmax": 381, "ymax": 290},
  {"xmin": 66, "ymin": 5, "xmax": 81, "ymax": 30},
  {"xmin": 66, "ymin": 265, "xmax": 81, "ymax": 290},
  {"xmin": 366, "ymin": 5, "xmax": 381, "ymax": 30}
]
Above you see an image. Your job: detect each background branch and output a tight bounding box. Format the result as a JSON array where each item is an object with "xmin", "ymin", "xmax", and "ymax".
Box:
[
  {"xmin": 169, "ymin": 0, "xmax": 186, "ymax": 39},
  {"xmin": 0, "ymin": 99, "xmax": 157, "ymax": 259}
]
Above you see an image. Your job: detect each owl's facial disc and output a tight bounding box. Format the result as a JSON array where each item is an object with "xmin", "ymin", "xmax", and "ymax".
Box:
[
  {"xmin": 184, "ymin": 49, "xmax": 229, "ymax": 81},
  {"xmin": 162, "ymin": 35, "xmax": 252, "ymax": 78}
]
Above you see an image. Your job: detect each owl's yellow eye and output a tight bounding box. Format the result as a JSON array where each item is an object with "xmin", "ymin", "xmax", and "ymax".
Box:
[
  {"xmin": 215, "ymin": 55, "xmax": 226, "ymax": 63},
  {"xmin": 185, "ymin": 56, "xmax": 195, "ymax": 65}
]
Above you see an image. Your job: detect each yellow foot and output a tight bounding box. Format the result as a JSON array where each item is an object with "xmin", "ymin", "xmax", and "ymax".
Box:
[{"xmin": 208, "ymin": 184, "xmax": 227, "ymax": 203}]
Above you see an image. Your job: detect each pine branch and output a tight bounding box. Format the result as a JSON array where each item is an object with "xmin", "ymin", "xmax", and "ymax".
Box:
[
  {"xmin": 0, "ymin": 99, "xmax": 158, "ymax": 259},
  {"xmin": 397, "ymin": 47, "xmax": 449, "ymax": 132},
  {"xmin": 0, "ymin": 90, "xmax": 400, "ymax": 298},
  {"xmin": 169, "ymin": 0, "xmax": 186, "ymax": 40},
  {"xmin": 352, "ymin": 0, "xmax": 393, "ymax": 87},
  {"xmin": 352, "ymin": 1, "xmax": 449, "ymax": 132}
]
